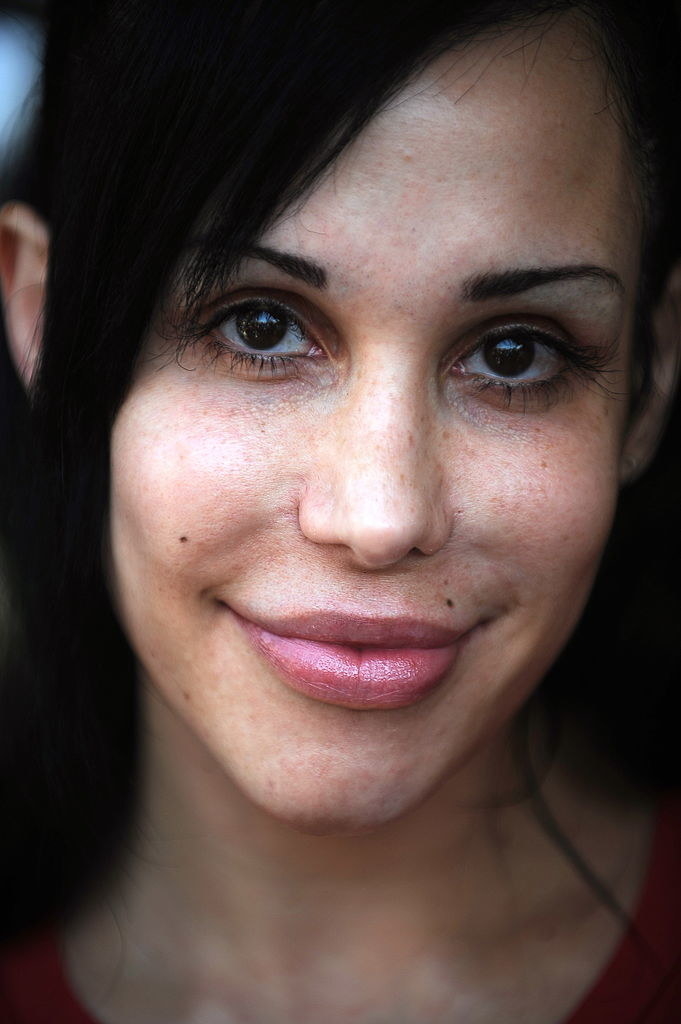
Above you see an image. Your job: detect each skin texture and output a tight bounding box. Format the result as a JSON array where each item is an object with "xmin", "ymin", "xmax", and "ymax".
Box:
[
  {"xmin": 1, "ymin": 14, "xmax": 679, "ymax": 1024},
  {"xmin": 109, "ymin": 19, "xmax": 639, "ymax": 836}
]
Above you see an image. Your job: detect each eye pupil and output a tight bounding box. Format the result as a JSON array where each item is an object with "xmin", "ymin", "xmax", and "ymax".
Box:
[
  {"xmin": 236, "ymin": 308, "xmax": 287, "ymax": 350},
  {"xmin": 483, "ymin": 336, "xmax": 534, "ymax": 377}
]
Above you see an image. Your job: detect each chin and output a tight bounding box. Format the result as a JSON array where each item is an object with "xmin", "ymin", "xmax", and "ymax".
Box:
[
  {"xmin": 240, "ymin": 758, "xmax": 443, "ymax": 838},
  {"xmin": 261, "ymin": 801, "xmax": 407, "ymax": 838},
  {"xmin": 273, "ymin": 812, "xmax": 384, "ymax": 839}
]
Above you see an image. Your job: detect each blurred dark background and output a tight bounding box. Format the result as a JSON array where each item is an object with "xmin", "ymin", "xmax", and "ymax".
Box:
[
  {"xmin": 0, "ymin": 1, "xmax": 43, "ymax": 191},
  {"xmin": 0, "ymin": 0, "xmax": 43, "ymax": 663}
]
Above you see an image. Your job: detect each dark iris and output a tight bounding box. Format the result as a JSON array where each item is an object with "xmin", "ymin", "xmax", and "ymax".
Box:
[
  {"xmin": 235, "ymin": 307, "xmax": 288, "ymax": 350},
  {"xmin": 483, "ymin": 336, "xmax": 534, "ymax": 377}
]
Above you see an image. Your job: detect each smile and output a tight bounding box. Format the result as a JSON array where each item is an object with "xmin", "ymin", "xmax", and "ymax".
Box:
[{"xmin": 225, "ymin": 606, "xmax": 468, "ymax": 710}]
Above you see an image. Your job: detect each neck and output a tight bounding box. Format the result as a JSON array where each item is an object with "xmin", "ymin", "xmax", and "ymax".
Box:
[{"xmin": 61, "ymin": 693, "xmax": 651, "ymax": 1024}]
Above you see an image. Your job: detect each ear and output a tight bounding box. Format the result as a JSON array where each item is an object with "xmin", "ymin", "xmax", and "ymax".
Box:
[
  {"xmin": 620, "ymin": 261, "xmax": 681, "ymax": 483},
  {"xmin": 0, "ymin": 201, "xmax": 49, "ymax": 390}
]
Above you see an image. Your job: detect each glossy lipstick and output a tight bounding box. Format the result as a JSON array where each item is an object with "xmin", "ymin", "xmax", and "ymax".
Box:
[{"xmin": 230, "ymin": 609, "xmax": 465, "ymax": 710}]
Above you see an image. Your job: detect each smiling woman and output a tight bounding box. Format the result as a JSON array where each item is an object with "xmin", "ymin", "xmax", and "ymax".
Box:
[{"xmin": 1, "ymin": 1, "xmax": 681, "ymax": 1022}]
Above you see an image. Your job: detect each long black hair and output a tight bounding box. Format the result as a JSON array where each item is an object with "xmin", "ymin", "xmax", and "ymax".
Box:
[{"xmin": 1, "ymin": 0, "xmax": 680, "ymax": 942}]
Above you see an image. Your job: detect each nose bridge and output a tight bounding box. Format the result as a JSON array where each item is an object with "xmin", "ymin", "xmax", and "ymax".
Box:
[
  {"xmin": 299, "ymin": 363, "xmax": 450, "ymax": 568},
  {"xmin": 347, "ymin": 370, "xmax": 425, "ymax": 503}
]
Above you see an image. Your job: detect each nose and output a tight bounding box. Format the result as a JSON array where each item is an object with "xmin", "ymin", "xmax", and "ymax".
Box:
[{"xmin": 298, "ymin": 374, "xmax": 451, "ymax": 569}]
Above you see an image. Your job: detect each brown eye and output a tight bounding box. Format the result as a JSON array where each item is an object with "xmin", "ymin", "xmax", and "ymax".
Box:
[
  {"xmin": 216, "ymin": 300, "xmax": 312, "ymax": 355},
  {"xmin": 459, "ymin": 328, "xmax": 562, "ymax": 382},
  {"xmin": 235, "ymin": 308, "xmax": 289, "ymax": 350},
  {"xmin": 483, "ymin": 336, "xmax": 535, "ymax": 377}
]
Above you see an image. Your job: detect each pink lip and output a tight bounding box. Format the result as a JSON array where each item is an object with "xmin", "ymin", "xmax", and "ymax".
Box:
[{"xmin": 226, "ymin": 607, "xmax": 468, "ymax": 710}]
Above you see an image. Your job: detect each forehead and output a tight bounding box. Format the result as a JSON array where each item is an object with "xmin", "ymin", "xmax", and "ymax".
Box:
[{"xmin": 263, "ymin": 16, "xmax": 641, "ymax": 294}]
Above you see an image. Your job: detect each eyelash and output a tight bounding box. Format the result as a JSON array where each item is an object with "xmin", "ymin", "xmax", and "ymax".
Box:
[
  {"xmin": 200, "ymin": 297, "xmax": 311, "ymax": 376},
  {"xmin": 190, "ymin": 297, "xmax": 612, "ymax": 411},
  {"xmin": 458, "ymin": 324, "xmax": 613, "ymax": 410}
]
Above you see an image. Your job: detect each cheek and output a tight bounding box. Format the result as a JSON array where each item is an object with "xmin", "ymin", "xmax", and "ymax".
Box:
[
  {"xmin": 108, "ymin": 385, "xmax": 286, "ymax": 623},
  {"xmin": 109, "ymin": 376, "xmax": 622, "ymax": 643},
  {"xmin": 483, "ymin": 447, "xmax": 615, "ymax": 581},
  {"xmin": 457, "ymin": 411, "xmax": 622, "ymax": 661}
]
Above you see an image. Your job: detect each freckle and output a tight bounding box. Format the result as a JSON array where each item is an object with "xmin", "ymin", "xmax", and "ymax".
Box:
[
  {"xmin": 180, "ymin": 536, "xmax": 188, "ymax": 543},
  {"xmin": 540, "ymin": 461, "xmax": 547, "ymax": 470},
  {"xmin": 182, "ymin": 690, "xmax": 191, "ymax": 702},
  {"xmin": 446, "ymin": 598, "xmax": 453, "ymax": 608}
]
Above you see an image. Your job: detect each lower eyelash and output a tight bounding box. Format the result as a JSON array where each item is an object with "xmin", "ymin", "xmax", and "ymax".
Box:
[
  {"xmin": 467, "ymin": 335, "xmax": 619, "ymax": 412},
  {"xmin": 470, "ymin": 372, "xmax": 573, "ymax": 411},
  {"xmin": 209, "ymin": 342, "xmax": 298, "ymax": 378}
]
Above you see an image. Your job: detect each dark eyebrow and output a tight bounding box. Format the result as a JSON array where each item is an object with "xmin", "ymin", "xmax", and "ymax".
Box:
[
  {"xmin": 243, "ymin": 245, "xmax": 327, "ymax": 289},
  {"xmin": 184, "ymin": 239, "xmax": 621, "ymax": 304},
  {"xmin": 461, "ymin": 265, "xmax": 624, "ymax": 302}
]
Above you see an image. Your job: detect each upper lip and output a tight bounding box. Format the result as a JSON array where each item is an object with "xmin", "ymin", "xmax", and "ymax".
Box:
[{"xmin": 226, "ymin": 606, "xmax": 468, "ymax": 648}]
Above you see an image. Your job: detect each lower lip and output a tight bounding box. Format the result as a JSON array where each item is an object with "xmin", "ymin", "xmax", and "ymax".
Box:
[{"xmin": 235, "ymin": 616, "xmax": 463, "ymax": 710}]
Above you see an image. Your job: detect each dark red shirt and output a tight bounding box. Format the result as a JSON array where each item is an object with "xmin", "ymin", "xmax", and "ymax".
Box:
[{"xmin": 2, "ymin": 795, "xmax": 681, "ymax": 1023}]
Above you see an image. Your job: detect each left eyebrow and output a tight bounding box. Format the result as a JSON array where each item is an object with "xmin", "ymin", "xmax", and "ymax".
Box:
[{"xmin": 461, "ymin": 265, "xmax": 624, "ymax": 302}]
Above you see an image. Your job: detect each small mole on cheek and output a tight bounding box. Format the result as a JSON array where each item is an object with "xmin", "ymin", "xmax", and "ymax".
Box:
[
  {"xmin": 446, "ymin": 598, "xmax": 453, "ymax": 608},
  {"xmin": 182, "ymin": 690, "xmax": 191, "ymax": 702},
  {"xmin": 179, "ymin": 536, "xmax": 188, "ymax": 543}
]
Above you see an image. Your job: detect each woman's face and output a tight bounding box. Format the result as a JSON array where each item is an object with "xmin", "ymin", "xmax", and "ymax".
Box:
[{"xmin": 109, "ymin": 20, "xmax": 641, "ymax": 833}]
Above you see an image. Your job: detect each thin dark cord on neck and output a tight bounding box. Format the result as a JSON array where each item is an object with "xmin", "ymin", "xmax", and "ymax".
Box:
[{"xmin": 516, "ymin": 702, "xmax": 661, "ymax": 975}]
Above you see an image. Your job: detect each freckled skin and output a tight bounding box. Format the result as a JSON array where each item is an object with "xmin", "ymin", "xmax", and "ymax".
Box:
[{"xmin": 109, "ymin": 18, "xmax": 640, "ymax": 837}]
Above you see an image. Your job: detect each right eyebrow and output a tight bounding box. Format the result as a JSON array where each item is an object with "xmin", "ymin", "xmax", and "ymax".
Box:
[
  {"xmin": 241, "ymin": 245, "xmax": 327, "ymax": 290},
  {"xmin": 180, "ymin": 238, "xmax": 328, "ymax": 292}
]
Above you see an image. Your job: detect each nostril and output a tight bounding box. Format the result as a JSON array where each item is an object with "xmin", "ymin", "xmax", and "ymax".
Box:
[{"xmin": 343, "ymin": 521, "xmax": 435, "ymax": 569}]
